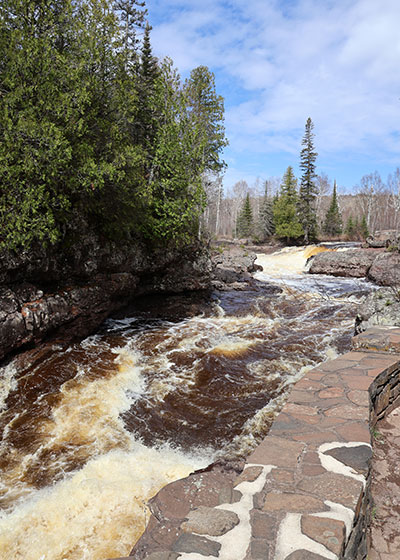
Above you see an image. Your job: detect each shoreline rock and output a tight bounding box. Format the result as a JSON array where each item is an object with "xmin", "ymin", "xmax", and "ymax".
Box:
[
  {"xmin": 0, "ymin": 239, "xmax": 213, "ymax": 363},
  {"xmin": 308, "ymin": 248, "xmax": 380, "ymax": 278}
]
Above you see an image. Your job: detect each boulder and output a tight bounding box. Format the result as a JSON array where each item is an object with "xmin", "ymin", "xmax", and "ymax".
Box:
[
  {"xmin": 308, "ymin": 249, "xmax": 378, "ymax": 278},
  {"xmin": 211, "ymin": 245, "xmax": 261, "ymax": 290},
  {"xmin": 366, "ymin": 230, "xmax": 400, "ymax": 249},
  {"xmin": 367, "ymin": 252, "xmax": 400, "ymax": 285},
  {"xmin": 355, "ymin": 288, "xmax": 400, "ymax": 334}
]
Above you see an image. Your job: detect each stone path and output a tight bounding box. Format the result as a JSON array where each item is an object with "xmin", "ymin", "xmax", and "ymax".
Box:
[{"xmin": 108, "ymin": 327, "xmax": 400, "ymax": 560}]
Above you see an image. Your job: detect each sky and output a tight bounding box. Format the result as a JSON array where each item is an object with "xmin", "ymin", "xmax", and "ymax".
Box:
[{"xmin": 146, "ymin": 0, "xmax": 400, "ymax": 193}]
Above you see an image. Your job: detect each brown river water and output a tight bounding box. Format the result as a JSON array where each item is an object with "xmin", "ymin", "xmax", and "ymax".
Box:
[{"xmin": 0, "ymin": 247, "xmax": 373, "ymax": 560}]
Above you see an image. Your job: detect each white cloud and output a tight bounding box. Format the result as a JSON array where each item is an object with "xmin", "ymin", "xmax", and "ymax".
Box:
[{"xmin": 147, "ymin": 0, "xmax": 400, "ymax": 186}]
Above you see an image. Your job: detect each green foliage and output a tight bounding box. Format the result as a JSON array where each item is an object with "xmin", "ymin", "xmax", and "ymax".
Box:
[
  {"xmin": 298, "ymin": 117, "xmax": 318, "ymax": 243},
  {"xmin": 360, "ymin": 215, "xmax": 369, "ymax": 239},
  {"xmin": 323, "ymin": 181, "xmax": 342, "ymax": 237},
  {"xmin": 345, "ymin": 215, "xmax": 355, "ymax": 237},
  {"xmin": 236, "ymin": 194, "xmax": 253, "ymax": 238},
  {"xmin": 0, "ymin": 0, "xmax": 227, "ymax": 250},
  {"xmin": 273, "ymin": 167, "xmax": 303, "ymax": 242}
]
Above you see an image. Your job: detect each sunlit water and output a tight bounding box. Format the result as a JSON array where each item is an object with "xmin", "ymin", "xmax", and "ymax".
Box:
[{"xmin": 0, "ymin": 246, "xmax": 372, "ymax": 560}]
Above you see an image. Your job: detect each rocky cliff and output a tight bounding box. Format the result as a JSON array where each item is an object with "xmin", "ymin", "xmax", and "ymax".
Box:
[{"xmin": 0, "ymin": 232, "xmax": 213, "ymax": 362}]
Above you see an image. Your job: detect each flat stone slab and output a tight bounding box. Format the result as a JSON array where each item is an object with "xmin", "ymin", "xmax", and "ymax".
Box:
[
  {"xmin": 286, "ymin": 551, "xmax": 331, "ymax": 560},
  {"xmin": 144, "ymin": 553, "xmax": 180, "ymax": 560},
  {"xmin": 247, "ymin": 435, "xmax": 304, "ymax": 467},
  {"xmin": 262, "ymin": 493, "xmax": 326, "ymax": 513},
  {"xmin": 325, "ymin": 444, "xmax": 372, "ymax": 474},
  {"xmin": 301, "ymin": 515, "xmax": 346, "ymax": 556},
  {"xmin": 181, "ymin": 506, "xmax": 239, "ymax": 536},
  {"xmin": 172, "ymin": 533, "xmax": 221, "ymax": 557}
]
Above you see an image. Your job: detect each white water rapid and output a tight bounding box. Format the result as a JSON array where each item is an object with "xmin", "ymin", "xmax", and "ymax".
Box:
[{"xmin": 0, "ymin": 246, "xmax": 371, "ymax": 560}]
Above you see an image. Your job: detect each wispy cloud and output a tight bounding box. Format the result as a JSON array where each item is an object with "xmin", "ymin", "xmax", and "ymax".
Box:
[{"xmin": 147, "ymin": 0, "xmax": 400, "ymax": 188}]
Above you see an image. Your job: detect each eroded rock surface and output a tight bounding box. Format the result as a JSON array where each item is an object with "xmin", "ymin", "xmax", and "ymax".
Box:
[
  {"xmin": 355, "ymin": 288, "xmax": 400, "ymax": 334},
  {"xmin": 0, "ymin": 238, "xmax": 212, "ymax": 361},
  {"xmin": 308, "ymin": 249, "xmax": 378, "ymax": 278}
]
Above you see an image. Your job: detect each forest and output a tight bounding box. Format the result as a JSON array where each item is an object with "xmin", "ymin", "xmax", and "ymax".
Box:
[
  {"xmin": 0, "ymin": 0, "xmax": 227, "ymax": 250},
  {"xmin": 1, "ymin": 1, "xmax": 398, "ymax": 253},
  {"xmin": 202, "ymin": 119, "xmax": 400, "ymax": 244}
]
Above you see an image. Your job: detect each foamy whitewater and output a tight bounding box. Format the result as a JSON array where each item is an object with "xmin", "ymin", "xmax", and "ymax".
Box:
[{"xmin": 0, "ymin": 246, "xmax": 370, "ymax": 559}]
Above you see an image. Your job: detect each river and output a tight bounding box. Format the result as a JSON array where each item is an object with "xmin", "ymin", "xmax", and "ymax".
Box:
[{"xmin": 0, "ymin": 246, "xmax": 373, "ymax": 560}]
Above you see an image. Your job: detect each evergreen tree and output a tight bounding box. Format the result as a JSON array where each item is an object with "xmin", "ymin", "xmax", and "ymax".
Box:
[
  {"xmin": 135, "ymin": 22, "xmax": 159, "ymax": 149},
  {"xmin": 273, "ymin": 167, "xmax": 303, "ymax": 242},
  {"xmin": 0, "ymin": 0, "xmax": 227, "ymax": 249},
  {"xmin": 323, "ymin": 181, "xmax": 342, "ymax": 237},
  {"xmin": 183, "ymin": 66, "xmax": 228, "ymax": 175},
  {"xmin": 345, "ymin": 215, "xmax": 355, "ymax": 238},
  {"xmin": 360, "ymin": 215, "xmax": 369, "ymax": 239},
  {"xmin": 114, "ymin": 0, "xmax": 146, "ymax": 58},
  {"xmin": 298, "ymin": 117, "xmax": 318, "ymax": 243},
  {"xmin": 259, "ymin": 181, "xmax": 275, "ymax": 239},
  {"xmin": 236, "ymin": 194, "xmax": 253, "ymax": 238}
]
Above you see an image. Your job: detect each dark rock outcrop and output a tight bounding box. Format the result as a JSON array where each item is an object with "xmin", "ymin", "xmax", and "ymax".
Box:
[
  {"xmin": 0, "ymin": 236, "xmax": 213, "ymax": 362},
  {"xmin": 211, "ymin": 245, "xmax": 261, "ymax": 290},
  {"xmin": 308, "ymin": 249, "xmax": 378, "ymax": 278},
  {"xmin": 366, "ymin": 230, "xmax": 400, "ymax": 249}
]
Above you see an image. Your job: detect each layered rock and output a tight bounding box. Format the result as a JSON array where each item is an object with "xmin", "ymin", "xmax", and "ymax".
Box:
[
  {"xmin": 308, "ymin": 249, "xmax": 378, "ymax": 278},
  {"xmin": 211, "ymin": 245, "xmax": 262, "ymax": 290},
  {"xmin": 367, "ymin": 252, "xmax": 400, "ymax": 285},
  {"xmin": 0, "ymin": 236, "xmax": 213, "ymax": 362}
]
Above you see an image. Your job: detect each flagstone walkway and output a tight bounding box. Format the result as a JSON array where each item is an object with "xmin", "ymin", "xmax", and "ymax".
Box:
[{"xmin": 109, "ymin": 327, "xmax": 400, "ymax": 560}]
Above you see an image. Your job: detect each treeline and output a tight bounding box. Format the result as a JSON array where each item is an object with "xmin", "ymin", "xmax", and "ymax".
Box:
[
  {"xmin": 203, "ymin": 121, "xmax": 400, "ymax": 243},
  {"xmin": 0, "ymin": 0, "xmax": 227, "ymax": 250}
]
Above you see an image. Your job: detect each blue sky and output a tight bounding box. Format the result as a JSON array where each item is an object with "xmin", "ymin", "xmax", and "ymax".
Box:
[{"xmin": 146, "ymin": 0, "xmax": 400, "ymax": 193}]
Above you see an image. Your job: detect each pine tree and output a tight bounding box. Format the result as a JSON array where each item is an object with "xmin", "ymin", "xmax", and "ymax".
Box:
[
  {"xmin": 360, "ymin": 215, "xmax": 369, "ymax": 239},
  {"xmin": 298, "ymin": 117, "xmax": 318, "ymax": 243},
  {"xmin": 273, "ymin": 167, "xmax": 303, "ymax": 242},
  {"xmin": 323, "ymin": 181, "xmax": 342, "ymax": 237},
  {"xmin": 114, "ymin": 0, "xmax": 147, "ymax": 58},
  {"xmin": 345, "ymin": 215, "xmax": 355, "ymax": 238},
  {"xmin": 259, "ymin": 181, "xmax": 275, "ymax": 239},
  {"xmin": 183, "ymin": 66, "xmax": 228, "ymax": 174},
  {"xmin": 135, "ymin": 22, "xmax": 159, "ymax": 150},
  {"xmin": 236, "ymin": 194, "xmax": 254, "ymax": 238}
]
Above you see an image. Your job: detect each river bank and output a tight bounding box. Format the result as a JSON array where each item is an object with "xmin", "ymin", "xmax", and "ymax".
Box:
[{"xmin": 0, "ymin": 246, "xmax": 368, "ymax": 560}]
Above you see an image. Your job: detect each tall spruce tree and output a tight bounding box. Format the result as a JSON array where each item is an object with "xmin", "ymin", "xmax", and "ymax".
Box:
[
  {"xmin": 345, "ymin": 215, "xmax": 355, "ymax": 238},
  {"xmin": 259, "ymin": 181, "xmax": 275, "ymax": 239},
  {"xmin": 298, "ymin": 117, "xmax": 318, "ymax": 243},
  {"xmin": 360, "ymin": 215, "xmax": 369, "ymax": 239},
  {"xmin": 323, "ymin": 181, "xmax": 342, "ymax": 237},
  {"xmin": 273, "ymin": 166, "xmax": 303, "ymax": 242},
  {"xmin": 236, "ymin": 193, "xmax": 253, "ymax": 238}
]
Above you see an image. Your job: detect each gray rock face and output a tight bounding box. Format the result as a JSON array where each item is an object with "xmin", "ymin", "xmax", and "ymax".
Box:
[
  {"xmin": 172, "ymin": 533, "xmax": 221, "ymax": 557},
  {"xmin": 366, "ymin": 230, "xmax": 400, "ymax": 248},
  {"xmin": 181, "ymin": 506, "xmax": 239, "ymax": 536},
  {"xmin": 308, "ymin": 249, "xmax": 377, "ymax": 278},
  {"xmin": 355, "ymin": 288, "xmax": 400, "ymax": 334},
  {"xmin": 367, "ymin": 252, "xmax": 400, "ymax": 285},
  {"xmin": 211, "ymin": 245, "xmax": 261, "ymax": 290}
]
